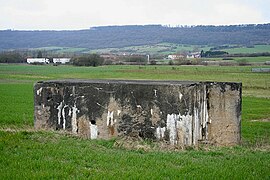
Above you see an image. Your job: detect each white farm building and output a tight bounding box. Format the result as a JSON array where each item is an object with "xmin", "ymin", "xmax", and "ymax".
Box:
[
  {"xmin": 53, "ymin": 58, "xmax": 71, "ymax": 64},
  {"xmin": 27, "ymin": 58, "xmax": 50, "ymax": 64}
]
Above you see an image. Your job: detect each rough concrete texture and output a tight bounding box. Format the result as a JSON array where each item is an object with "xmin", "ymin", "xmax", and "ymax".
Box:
[{"xmin": 34, "ymin": 80, "xmax": 242, "ymax": 146}]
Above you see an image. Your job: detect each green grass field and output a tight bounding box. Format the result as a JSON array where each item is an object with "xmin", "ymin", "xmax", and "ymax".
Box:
[
  {"xmin": 90, "ymin": 43, "xmax": 211, "ymax": 55},
  {"xmin": 233, "ymin": 56, "xmax": 270, "ymax": 63},
  {"xmin": 223, "ymin": 45, "xmax": 270, "ymax": 54},
  {"xmin": 0, "ymin": 64, "xmax": 269, "ymax": 178},
  {"xmin": 0, "ymin": 130, "xmax": 269, "ymax": 179},
  {"xmin": 91, "ymin": 44, "xmax": 270, "ymax": 56},
  {"xmin": 31, "ymin": 47, "xmax": 89, "ymax": 53},
  {"xmin": 31, "ymin": 44, "xmax": 270, "ymax": 57}
]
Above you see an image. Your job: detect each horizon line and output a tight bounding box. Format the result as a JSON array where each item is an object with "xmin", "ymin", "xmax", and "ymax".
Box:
[{"xmin": 1, "ymin": 22, "xmax": 270, "ymax": 31}]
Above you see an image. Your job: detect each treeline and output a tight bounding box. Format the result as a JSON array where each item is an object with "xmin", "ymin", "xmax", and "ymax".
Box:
[
  {"xmin": 1, "ymin": 24, "xmax": 270, "ymax": 50},
  {"xmin": 0, "ymin": 52, "xmax": 25, "ymax": 63},
  {"xmin": 201, "ymin": 50, "xmax": 229, "ymax": 58},
  {"xmin": 201, "ymin": 50, "xmax": 270, "ymax": 58},
  {"xmin": 0, "ymin": 50, "xmax": 44, "ymax": 63},
  {"xmin": 226, "ymin": 52, "xmax": 270, "ymax": 57},
  {"xmin": 0, "ymin": 50, "xmax": 106, "ymax": 67},
  {"xmin": 0, "ymin": 49, "xmax": 76, "ymax": 63}
]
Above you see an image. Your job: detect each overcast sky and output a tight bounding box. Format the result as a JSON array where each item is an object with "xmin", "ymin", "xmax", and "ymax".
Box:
[{"xmin": 1, "ymin": 0, "xmax": 270, "ymax": 30}]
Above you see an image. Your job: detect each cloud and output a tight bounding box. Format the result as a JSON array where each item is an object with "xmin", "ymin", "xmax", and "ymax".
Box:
[{"xmin": 0, "ymin": 0, "xmax": 268, "ymax": 30}]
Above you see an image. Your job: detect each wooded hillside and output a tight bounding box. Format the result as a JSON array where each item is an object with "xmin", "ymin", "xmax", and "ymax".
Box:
[{"xmin": 1, "ymin": 24, "xmax": 270, "ymax": 50}]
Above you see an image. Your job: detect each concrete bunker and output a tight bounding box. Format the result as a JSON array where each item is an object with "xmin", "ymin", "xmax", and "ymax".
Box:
[{"xmin": 34, "ymin": 80, "xmax": 242, "ymax": 146}]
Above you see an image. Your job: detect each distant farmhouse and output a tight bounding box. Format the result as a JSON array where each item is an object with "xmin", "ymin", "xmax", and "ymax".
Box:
[
  {"xmin": 27, "ymin": 58, "xmax": 71, "ymax": 64},
  {"xmin": 53, "ymin": 58, "xmax": 71, "ymax": 64},
  {"xmin": 168, "ymin": 54, "xmax": 185, "ymax": 60},
  {"xmin": 186, "ymin": 52, "xmax": 201, "ymax": 58},
  {"xmin": 27, "ymin": 58, "xmax": 50, "ymax": 64},
  {"xmin": 168, "ymin": 52, "xmax": 201, "ymax": 60}
]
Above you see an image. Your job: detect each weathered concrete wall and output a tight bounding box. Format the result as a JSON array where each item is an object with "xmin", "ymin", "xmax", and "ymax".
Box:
[{"xmin": 34, "ymin": 80, "xmax": 242, "ymax": 146}]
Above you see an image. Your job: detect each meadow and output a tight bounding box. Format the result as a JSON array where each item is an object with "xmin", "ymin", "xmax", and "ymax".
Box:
[
  {"xmin": 0, "ymin": 64, "xmax": 269, "ymax": 179},
  {"xmin": 29, "ymin": 44, "xmax": 270, "ymax": 59},
  {"xmin": 89, "ymin": 44, "xmax": 270, "ymax": 56},
  {"xmin": 222, "ymin": 45, "xmax": 270, "ymax": 54},
  {"xmin": 90, "ymin": 43, "xmax": 211, "ymax": 55}
]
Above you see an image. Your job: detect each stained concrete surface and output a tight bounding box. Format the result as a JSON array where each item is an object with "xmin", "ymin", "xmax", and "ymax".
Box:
[{"xmin": 34, "ymin": 80, "xmax": 242, "ymax": 146}]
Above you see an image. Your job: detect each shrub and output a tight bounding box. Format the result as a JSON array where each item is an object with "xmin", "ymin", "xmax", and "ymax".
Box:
[
  {"xmin": 223, "ymin": 58, "xmax": 234, "ymax": 60},
  {"xmin": 238, "ymin": 59, "xmax": 250, "ymax": 66},
  {"xmin": 168, "ymin": 60, "xmax": 174, "ymax": 65},
  {"xmin": 124, "ymin": 56, "xmax": 147, "ymax": 63},
  {"xmin": 150, "ymin": 60, "xmax": 157, "ymax": 65},
  {"xmin": 31, "ymin": 62, "xmax": 44, "ymax": 65},
  {"xmin": 177, "ymin": 60, "xmax": 192, "ymax": 65},
  {"xmin": 71, "ymin": 54, "xmax": 104, "ymax": 67},
  {"xmin": 104, "ymin": 60, "xmax": 113, "ymax": 65}
]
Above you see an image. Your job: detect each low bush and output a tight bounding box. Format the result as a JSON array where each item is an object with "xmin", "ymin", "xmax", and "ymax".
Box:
[{"xmin": 71, "ymin": 54, "xmax": 104, "ymax": 67}]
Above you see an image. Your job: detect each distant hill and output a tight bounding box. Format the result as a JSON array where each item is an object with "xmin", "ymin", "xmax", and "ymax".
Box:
[{"xmin": 1, "ymin": 24, "xmax": 270, "ymax": 50}]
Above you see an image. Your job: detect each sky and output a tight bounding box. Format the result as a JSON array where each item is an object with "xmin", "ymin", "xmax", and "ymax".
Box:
[{"xmin": 0, "ymin": 0, "xmax": 270, "ymax": 30}]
